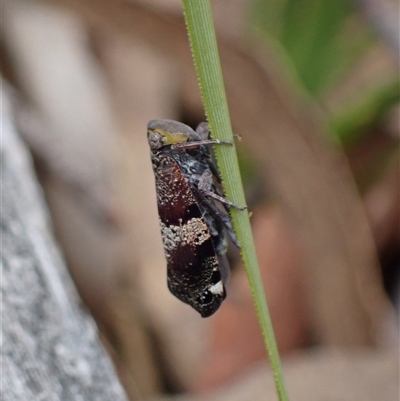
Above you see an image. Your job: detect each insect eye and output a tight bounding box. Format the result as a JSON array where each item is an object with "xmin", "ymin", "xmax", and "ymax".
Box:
[{"xmin": 148, "ymin": 132, "xmax": 164, "ymax": 150}]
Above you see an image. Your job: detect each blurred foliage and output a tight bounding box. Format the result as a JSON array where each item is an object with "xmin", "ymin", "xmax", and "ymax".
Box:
[
  {"xmin": 331, "ymin": 81, "xmax": 400, "ymax": 145},
  {"xmin": 250, "ymin": 0, "xmax": 400, "ymax": 148},
  {"xmin": 251, "ymin": 0, "xmax": 374, "ymax": 96}
]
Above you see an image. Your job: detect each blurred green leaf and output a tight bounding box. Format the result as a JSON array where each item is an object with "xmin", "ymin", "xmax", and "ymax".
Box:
[
  {"xmin": 331, "ymin": 80, "xmax": 400, "ymax": 145},
  {"xmin": 252, "ymin": 0, "xmax": 374, "ymax": 96}
]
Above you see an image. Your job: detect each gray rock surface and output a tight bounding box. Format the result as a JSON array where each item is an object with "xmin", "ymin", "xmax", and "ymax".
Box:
[{"xmin": 1, "ymin": 86, "xmax": 127, "ymax": 401}]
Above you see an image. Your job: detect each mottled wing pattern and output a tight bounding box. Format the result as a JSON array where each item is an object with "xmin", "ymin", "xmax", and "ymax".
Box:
[{"xmin": 152, "ymin": 152, "xmax": 226, "ymax": 317}]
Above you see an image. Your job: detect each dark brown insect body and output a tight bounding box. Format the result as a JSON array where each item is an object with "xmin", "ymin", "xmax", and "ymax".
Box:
[{"xmin": 147, "ymin": 120, "xmax": 244, "ymax": 317}]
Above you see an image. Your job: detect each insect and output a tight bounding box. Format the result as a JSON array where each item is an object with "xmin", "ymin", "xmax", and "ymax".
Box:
[{"xmin": 147, "ymin": 119, "xmax": 245, "ymax": 317}]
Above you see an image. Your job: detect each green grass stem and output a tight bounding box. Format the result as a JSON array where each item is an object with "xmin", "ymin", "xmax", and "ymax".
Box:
[{"xmin": 181, "ymin": 1, "xmax": 289, "ymax": 400}]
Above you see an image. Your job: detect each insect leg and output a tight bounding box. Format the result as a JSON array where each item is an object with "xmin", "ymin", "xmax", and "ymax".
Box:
[
  {"xmin": 170, "ymin": 139, "xmax": 233, "ymax": 151},
  {"xmin": 198, "ymin": 169, "xmax": 246, "ymax": 211},
  {"xmin": 194, "ymin": 188, "xmax": 241, "ymax": 248},
  {"xmin": 205, "ymin": 199, "xmax": 241, "ymax": 249},
  {"xmin": 195, "ymin": 122, "xmax": 210, "ymax": 140}
]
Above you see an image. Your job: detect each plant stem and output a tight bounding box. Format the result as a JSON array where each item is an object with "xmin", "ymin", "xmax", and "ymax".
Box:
[{"xmin": 181, "ymin": 1, "xmax": 289, "ymax": 400}]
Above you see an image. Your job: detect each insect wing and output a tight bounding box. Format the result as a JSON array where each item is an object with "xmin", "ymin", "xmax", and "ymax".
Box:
[{"xmin": 152, "ymin": 152, "xmax": 226, "ymax": 317}]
